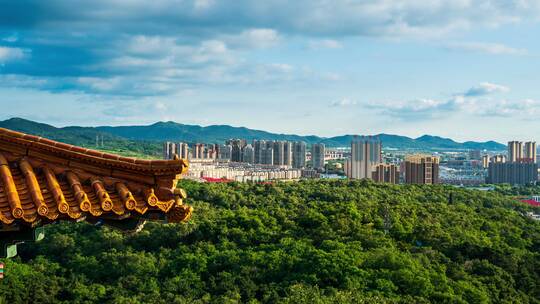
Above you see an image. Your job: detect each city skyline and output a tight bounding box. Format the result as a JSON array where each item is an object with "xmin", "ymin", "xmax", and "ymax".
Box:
[{"xmin": 1, "ymin": 1, "xmax": 540, "ymax": 142}]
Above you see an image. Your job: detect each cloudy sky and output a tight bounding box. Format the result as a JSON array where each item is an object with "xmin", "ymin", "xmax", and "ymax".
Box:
[{"xmin": 0, "ymin": 0, "xmax": 539, "ymax": 142}]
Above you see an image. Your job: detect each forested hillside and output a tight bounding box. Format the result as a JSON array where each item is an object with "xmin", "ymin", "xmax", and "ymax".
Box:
[
  {"xmin": 0, "ymin": 117, "xmax": 506, "ymax": 150},
  {"xmin": 0, "ymin": 118, "xmax": 162, "ymax": 158},
  {"xmin": 1, "ymin": 180, "xmax": 539, "ymax": 303}
]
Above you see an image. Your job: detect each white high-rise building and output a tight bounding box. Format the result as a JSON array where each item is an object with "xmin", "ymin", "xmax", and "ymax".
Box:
[
  {"xmin": 163, "ymin": 142, "xmax": 171, "ymax": 160},
  {"xmin": 345, "ymin": 136, "xmax": 382, "ymax": 179},
  {"xmin": 508, "ymin": 141, "xmax": 523, "ymax": 163},
  {"xmin": 175, "ymin": 142, "xmax": 189, "ymax": 160},
  {"xmin": 524, "ymin": 141, "xmax": 537, "ymax": 163},
  {"xmin": 163, "ymin": 142, "xmax": 178, "ymax": 160},
  {"xmin": 508, "ymin": 141, "xmax": 537, "ymax": 163}
]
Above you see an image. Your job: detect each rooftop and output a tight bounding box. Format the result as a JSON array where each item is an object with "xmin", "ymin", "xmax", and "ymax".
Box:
[{"xmin": 0, "ymin": 127, "xmax": 192, "ymax": 227}]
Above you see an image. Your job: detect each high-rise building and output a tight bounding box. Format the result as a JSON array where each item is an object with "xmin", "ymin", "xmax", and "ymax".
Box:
[
  {"xmin": 163, "ymin": 142, "xmax": 171, "ymax": 160},
  {"xmin": 163, "ymin": 142, "xmax": 179, "ymax": 160},
  {"xmin": 345, "ymin": 136, "xmax": 381, "ymax": 179},
  {"xmin": 192, "ymin": 143, "xmax": 205, "ymax": 159},
  {"xmin": 491, "ymin": 155, "xmax": 506, "ymax": 163},
  {"xmin": 524, "ymin": 142, "xmax": 537, "ymax": 163},
  {"xmin": 242, "ymin": 144, "xmax": 255, "ymax": 164},
  {"xmin": 404, "ymin": 154, "xmax": 440, "ymax": 184},
  {"xmin": 372, "ymin": 163, "xmax": 399, "ymax": 184},
  {"xmin": 226, "ymin": 139, "xmax": 247, "ymax": 162},
  {"xmin": 311, "ymin": 143, "xmax": 325, "ymax": 170},
  {"xmin": 261, "ymin": 146, "xmax": 274, "ymax": 165},
  {"xmin": 208, "ymin": 143, "xmax": 219, "ymax": 160},
  {"xmin": 292, "ymin": 141, "xmax": 307, "ymax": 169},
  {"xmin": 482, "ymin": 155, "xmax": 490, "ymax": 169},
  {"xmin": 508, "ymin": 141, "xmax": 523, "ymax": 163},
  {"xmin": 273, "ymin": 141, "xmax": 286, "ymax": 166},
  {"xmin": 469, "ymin": 150, "xmax": 481, "ymax": 160},
  {"xmin": 487, "ymin": 162, "xmax": 538, "ymax": 185},
  {"xmin": 253, "ymin": 140, "xmax": 266, "ymax": 164},
  {"xmin": 506, "ymin": 140, "xmax": 536, "ymax": 164},
  {"xmin": 175, "ymin": 142, "xmax": 189, "ymax": 160},
  {"xmin": 164, "ymin": 142, "xmax": 191, "ymax": 160},
  {"xmin": 284, "ymin": 141, "xmax": 293, "ymax": 167},
  {"xmin": 218, "ymin": 144, "xmax": 232, "ymax": 160}
]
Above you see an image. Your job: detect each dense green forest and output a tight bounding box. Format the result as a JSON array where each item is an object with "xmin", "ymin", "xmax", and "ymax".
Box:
[{"xmin": 0, "ymin": 180, "xmax": 539, "ymax": 303}]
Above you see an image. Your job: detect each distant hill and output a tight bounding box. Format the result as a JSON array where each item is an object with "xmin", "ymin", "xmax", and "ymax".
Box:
[
  {"xmin": 0, "ymin": 117, "xmax": 506, "ymax": 151},
  {"xmin": 0, "ymin": 117, "xmax": 120, "ymax": 145},
  {"xmin": 96, "ymin": 121, "xmax": 314, "ymax": 143}
]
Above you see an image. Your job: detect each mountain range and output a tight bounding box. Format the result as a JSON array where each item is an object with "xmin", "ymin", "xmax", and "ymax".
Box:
[{"xmin": 0, "ymin": 117, "xmax": 506, "ymax": 151}]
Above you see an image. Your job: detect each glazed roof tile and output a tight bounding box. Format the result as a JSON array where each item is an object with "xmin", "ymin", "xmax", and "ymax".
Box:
[{"xmin": 0, "ymin": 128, "xmax": 192, "ymax": 226}]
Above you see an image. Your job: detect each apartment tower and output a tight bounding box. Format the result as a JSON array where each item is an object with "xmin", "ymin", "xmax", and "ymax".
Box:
[
  {"xmin": 175, "ymin": 142, "xmax": 190, "ymax": 160},
  {"xmin": 242, "ymin": 144, "xmax": 255, "ymax": 164},
  {"xmin": 311, "ymin": 143, "xmax": 326, "ymax": 170},
  {"xmin": 508, "ymin": 141, "xmax": 523, "ymax": 163},
  {"xmin": 292, "ymin": 141, "xmax": 307, "ymax": 169},
  {"xmin": 404, "ymin": 154, "xmax": 440, "ymax": 184},
  {"xmin": 524, "ymin": 141, "xmax": 537, "ymax": 163},
  {"xmin": 345, "ymin": 136, "xmax": 382, "ymax": 179},
  {"xmin": 372, "ymin": 163, "xmax": 399, "ymax": 184},
  {"xmin": 273, "ymin": 141, "xmax": 286, "ymax": 166}
]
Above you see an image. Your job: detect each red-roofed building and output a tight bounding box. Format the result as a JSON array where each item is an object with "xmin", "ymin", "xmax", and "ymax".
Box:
[{"xmin": 521, "ymin": 199, "xmax": 540, "ymax": 207}]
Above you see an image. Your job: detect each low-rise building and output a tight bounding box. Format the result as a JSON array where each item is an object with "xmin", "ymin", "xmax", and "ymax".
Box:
[{"xmin": 185, "ymin": 160, "xmax": 303, "ymax": 182}]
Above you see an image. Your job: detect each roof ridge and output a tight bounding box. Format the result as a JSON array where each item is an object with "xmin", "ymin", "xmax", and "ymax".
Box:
[{"xmin": 0, "ymin": 127, "xmax": 188, "ymax": 174}]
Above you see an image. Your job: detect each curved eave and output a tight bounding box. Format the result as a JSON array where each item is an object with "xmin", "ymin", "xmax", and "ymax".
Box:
[
  {"xmin": 0, "ymin": 128, "xmax": 192, "ymax": 227},
  {"xmin": 0, "ymin": 128, "xmax": 188, "ymax": 183}
]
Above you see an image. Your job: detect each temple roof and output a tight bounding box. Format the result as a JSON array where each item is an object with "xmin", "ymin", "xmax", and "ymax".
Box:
[{"xmin": 0, "ymin": 127, "xmax": 192, "ymax": 227}]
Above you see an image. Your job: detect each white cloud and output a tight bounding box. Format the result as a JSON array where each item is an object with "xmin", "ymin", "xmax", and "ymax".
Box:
[
  {"xmin": 154, "ymin": 101, "xmax": 168, "ymax": 111},
  {"xmin": 5, "ymin": 1, "xmax": 540, "ymax": 39},
  {"xmin": 464, "ymin": 82, "xmax": 510, "ymax": 97},
  {"xmin": 268, "ymin": 63, "xmax": 293, "ymax": 73},
  {"xmin": 1, "ymin": 1, "xmax": 539, "ymax": 97},
  {"xmin": 368, "ymin": 98, "xmax": 458, "ymax": 119},
  {"xmin": 478, "ymin": 99, "xmax": 540, "ymax": 117},
  {"xmin": 2, "ymin": 34, "xmax": 18, "ymax": 43},
  {"xmin": 368, "ymin": 82, "xmax": 537, "ymax": 120},
  {"xmin": 308, "ymin": 39, "xmax": 343, "ymax": 50},
  {"xmin": 445, "ymin": 42, "xmax": 528, "ymax": 55},
  {"xmin": 194, "ymin": 0, "xmax": 215, "ymax": 11},
  {"xmin": 77, "ymin": 77, "xmax": 121, "ymax": 92},
  {"xmin": 125, "ymin": 35, "xmax": 178, "ymax": 56},
  {"xmin": 192, "ymin": 40, "xmax": 230, "ymax": 63},
  {"xmin": 0, "ymin": 47, "xmax": 28, "ymax": 62},
  {"xmin": 331, "ymin": 98, "xmax": 357, "ymax": 107},
  {"xmin": 225, "ymin": 29, "xmax": 280, "ymax": 49},
  {"xmin": 0, "ymin": 74, "xmax": 48, "ymax": 87}
]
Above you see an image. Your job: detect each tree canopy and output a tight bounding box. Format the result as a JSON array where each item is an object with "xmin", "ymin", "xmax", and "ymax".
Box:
[{"xmin": 0, "ymin": 180, "xmax": 539, "ymax": 303}]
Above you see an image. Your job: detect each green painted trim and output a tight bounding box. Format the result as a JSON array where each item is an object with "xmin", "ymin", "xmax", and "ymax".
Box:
[
  {"xmin": 5, "ymin": 245, "xmax": 17, "ymax": 259},
  {"xmin": 1, "ymin": 226, "xmax": 45, "ymax": 258}
]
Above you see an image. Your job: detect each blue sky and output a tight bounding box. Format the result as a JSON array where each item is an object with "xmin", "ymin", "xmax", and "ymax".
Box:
[{"xmin": 0, "ymin": 0, "xmax": 539, "ymax": 142}]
